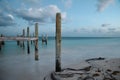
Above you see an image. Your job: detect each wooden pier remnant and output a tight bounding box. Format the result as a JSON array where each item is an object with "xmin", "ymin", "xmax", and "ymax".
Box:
[
  {"xmin": 0, "ymin": 34, "xmax": 5, "ymax": 51},
  {"xmin": 55, "ymin": 13, "xmax": 61, "ymax": 72},
  {"xmin": 31, "ymin": 35, "xmax": 32, "ymax": 45},
  {"xmin": 0, "ymin": 40, "xmax": 1, "ymax": 50},
  {"xmin": 20, "ymin": 35, "xmax": 23, "ymax": 47},
  {"xmin": 1, "ymin": 34, "xmax": 5, "ymax": 45},
  {"xmin": 27, "ymin": 27, "xmax": 30, "ymax": 54},
  {"xmin": 42, "ymin": 34, "xmax": 47, "ymax": 45},
  {"xmin": 17, "ymin": 35, "xmax": 20, "ymax": 46},
  {"xmin": 23, "ymin": 29, "xmax": 25, "ymax": 49},
  {"xmin": 0, "ymin": 37, "xmax": 37, "ymax": 41},
  {"xmin": 35, "ymin": 23, "xmax": 39, "ymax": 60}
]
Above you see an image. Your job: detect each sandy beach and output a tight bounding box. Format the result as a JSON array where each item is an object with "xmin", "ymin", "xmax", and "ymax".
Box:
[{"xmin": 44, "ymin": 58, "xmax": 120, "ymax": 80}]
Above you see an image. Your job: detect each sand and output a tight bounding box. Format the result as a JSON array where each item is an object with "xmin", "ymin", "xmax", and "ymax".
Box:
[{"xmin": 44, "ymin": 58, "xmax": 120, "ymax": 80}]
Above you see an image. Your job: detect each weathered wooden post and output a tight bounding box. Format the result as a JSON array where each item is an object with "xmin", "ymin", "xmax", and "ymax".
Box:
[
  {"xmin": 0, "ymin": 41, "xmax": 1, "ymax": 50},
  {"xmin": 33, "ymin": 33, "xmax": 35, "ymax": 44},
  {"xmin": 27, "ymin": 27, "xmax": 30, "ymax": 54},
  {"xmin": 23, "ymin": 29, "xmax": 25, "ymax": 49},
  {"xmin": 35, "ymin": 23, "xmax": 39, "ymax": 60},
  {"xmin": 30, "ymin": 35, "xmax": 33, "ymax": 45},
  {"xmin": 45, "ymin": 34, "xmax": 47, "ymax": 45},
  {"xmin": 42, "ymin": 34, "xmax": 44, "ymax": 45},
  {"xmin": 55, "ymin": 13, "xmax": 61, "ymax": 72},
  {"xmin": 0, "ymin": 36, "xmax": 1, "ymax": 50},
  {"xmin": 20, "ymin": 35, "xmax": 23, "ymax": 47},
  {"xmin": 1, "ymin": 34, "xmax": 5, "ymax": 45},
  {"xmin": 17, "ymin": 35, "xmax": 20, "ymax": 46}
]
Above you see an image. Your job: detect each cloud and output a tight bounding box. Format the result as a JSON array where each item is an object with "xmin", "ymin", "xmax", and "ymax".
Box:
[
  {"xmin": 62, "ymin": 0, "xmax": 72, "ymax": 9},
  {"xmin": 97, "ymin": 0, "xmax": 114, "ymax": 12},
  {"xmin": 108, "ymin": 28, "xmax": 116, "ymax": 31},
  {"xmin": 0, "ymin": 0, "xmax": 16, "ymax": 27},
  {"xmin": 0, "ymin": 0, "xmax": 67, "ymax": 26},
  {"xmin": 101, "ymin": 24, "xmax": 111, "ymax": 27},
  {"xmin": 23, "ymin": 0, "xmax": 40, "ymax": 3},
  {"xmin": 15, "ymin": 5, "xmax": 67, "ymax": 24},
  {"xmin": 0, "ymin": 12, "xmax": 15, "ymax": 26},
  {"xmin": 0, "ymin": 0, "xmax": 12, "ymax": 13},
  {"xmin": 73, "ymin": 28, "xmax": 92, "ymax": 33}
]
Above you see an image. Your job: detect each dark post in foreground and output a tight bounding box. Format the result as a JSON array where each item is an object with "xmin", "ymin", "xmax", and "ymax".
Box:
[
  {"xmin": 35, "ymin": 23, "xmax": 39, "ymax": 60},
  {"xmin": 27, "ymin": 27, "xmax": 30, "ymax": 54},
  {"xmin": 55, "ymin": 13, "xmax": 61, "ymax": 72}
]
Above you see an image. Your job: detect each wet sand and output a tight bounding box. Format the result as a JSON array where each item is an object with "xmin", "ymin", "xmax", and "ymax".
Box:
[{"xmin": 45, "ymin": 58, "xmax": 120, "ymax": 80}]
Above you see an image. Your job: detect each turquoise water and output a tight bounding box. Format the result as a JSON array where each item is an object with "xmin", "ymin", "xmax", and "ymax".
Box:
[{"xmin": 0, "ymin": 37, "xmax": 120, "ymax": 80}]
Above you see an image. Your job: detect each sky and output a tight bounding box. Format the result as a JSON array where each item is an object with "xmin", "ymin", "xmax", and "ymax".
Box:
[{"xmin": 0, "ymin": 0, "xmax": 120, "ymax": 37}]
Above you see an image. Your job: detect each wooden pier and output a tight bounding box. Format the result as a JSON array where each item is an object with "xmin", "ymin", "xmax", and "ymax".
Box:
[
  {"xmin": 0, "ymin": 37, "xmax": 38, "ymax": 41},
  {"xmin": 0, "ymin": 23, "xmax": 39, "ymax": 61}
]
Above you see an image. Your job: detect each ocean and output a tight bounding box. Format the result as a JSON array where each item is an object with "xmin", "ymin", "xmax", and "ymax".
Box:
[{"xmin": 0, "ymin": 37, "xmax": 120, "ymax": 80}]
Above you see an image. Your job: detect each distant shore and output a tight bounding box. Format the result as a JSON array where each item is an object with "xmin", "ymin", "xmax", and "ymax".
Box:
[{"xmin": 44, "ymin": 57, "xmax": 120, "ymax": 80}]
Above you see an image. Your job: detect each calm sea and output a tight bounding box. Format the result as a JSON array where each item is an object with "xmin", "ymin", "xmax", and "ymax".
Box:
[{"xmin": 0, "ymin": 37, "xmax": 120, "ymax": 80}]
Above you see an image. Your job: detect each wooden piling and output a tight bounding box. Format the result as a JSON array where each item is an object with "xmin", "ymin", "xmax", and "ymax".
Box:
[
  {"xmin": 1, "ymin": 34, "xmax": 5, "ymax": 45},
  {"xmin": 17, "ymin": 35, "xmax": 19, "ymax": 46},
  {"xmin": 30, "ymin": 35, "xmax": 32, "ymax": 45},
  {"xmin": 27, "ymin": 27, "xmax": 30, "ymax": 54},
  {"xmin": 17, "ymin": 35, "xmax": 22, "ymax": 47},
  {"xmin": 35, "ymin": 23, "xmax": 39, "ymax": 60},
  {"xmin": 33, "ymin": 33, "xmax": 35, "ymax": 44},
  {"xmin": 23, "ymin": 29, "xmax": 25, "ymax": 49},
  {"xmin": 0, "ymin": 40, "xmax": 1, "ymax": 51},
  {"xmin": 55, "ymin": 13, "xmax": 61, "ymax": 72},
  {"xmin": 0, "ymin": 34, "xmax": 3, "ymax": 50},
  {"xmin": 20, "ymin": 35, "xmax": 23, "ymax": 47},
  {"xmin": 42, "ymin": 34, "xmax": 44, "ymax": 45},
  {"xmin": 45, "ymin": 34, "xmax": 47, "ymax": 45},
  {"xmin": 42, "ymin": 34, "xmax": 47, "ymax": 45}
]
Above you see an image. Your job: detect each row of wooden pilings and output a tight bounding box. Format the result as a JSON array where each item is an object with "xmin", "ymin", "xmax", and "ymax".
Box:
[
  {"xmin": 0, "ymin": 13, "xmax": 61, "ymax": 72},
  {"xmin": 18, "ymin": 23, "xmax": 39, "ymax": 60},
  {"xmin": 17, "ymin": 27, "xmax": 32, "ymax": 54}
]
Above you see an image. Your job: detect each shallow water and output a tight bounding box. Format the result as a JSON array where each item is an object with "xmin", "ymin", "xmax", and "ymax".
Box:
[{"xmin": 0, "ymin": 37, "xmax": 120, "ymax": 80}]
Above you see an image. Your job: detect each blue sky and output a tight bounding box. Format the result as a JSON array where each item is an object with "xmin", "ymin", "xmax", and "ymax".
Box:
[{"xmin": 0, "ymin": 0, "xmax": 120, "ymax": 37}]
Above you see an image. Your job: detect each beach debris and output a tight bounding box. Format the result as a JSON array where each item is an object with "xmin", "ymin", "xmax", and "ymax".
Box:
[
  {"xmin": 44, "ymin": 58, "xmax": 120, "ymax": 80},
  {"xmin": 83, "ymin": 66, "xmax": 91, "ymax": 71},
  {"xmin": 92, "ymin": 73, "xmax": 100, "ymax": 77},
  {"xmin": 86, "ymin": 57, "xmax": 105, "ymax": 62},
  {"xmin": 112, "ymin": 71, "xmax": 120, "ymax": 75},
  {"xmin": 107, "ymin": 69, "xmax": 112, "ymax": 72}
]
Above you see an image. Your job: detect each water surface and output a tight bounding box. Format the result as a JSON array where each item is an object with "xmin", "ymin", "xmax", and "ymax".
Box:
[{"xmin": 0, "ymin": 37, "xmax": 120, "ymax": 80}]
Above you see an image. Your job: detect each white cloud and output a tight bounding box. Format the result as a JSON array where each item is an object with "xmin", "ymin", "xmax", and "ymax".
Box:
[
  {"xmin": 15, "ymin": 5, "xmax": 67, "ymax": 24},
  {"xmin": 97, "ymin": 0, "xmax": 114, "ymax": 12},
  {"xmin": 8, "ymin": 14, "xmax": 14, "ymax": 20},
  {"xmin": 62, "ymin": 0, "xmax": 72, "ymax": 9},
  {"xmin": 0, "ymin": 13, "xmax": 15, "ymax": 26}
]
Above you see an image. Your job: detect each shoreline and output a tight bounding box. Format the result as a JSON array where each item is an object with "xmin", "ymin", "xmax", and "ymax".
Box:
[{"xmin": 44, "ymin": 57, "xmax": 120, "ymax": 80}]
